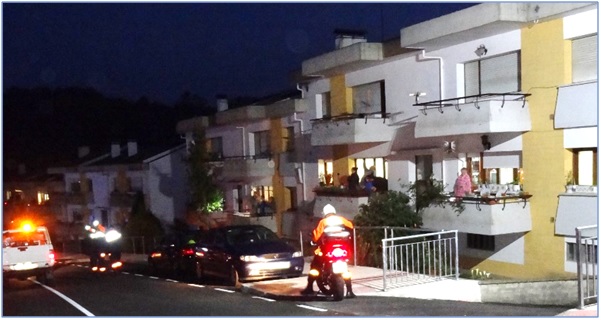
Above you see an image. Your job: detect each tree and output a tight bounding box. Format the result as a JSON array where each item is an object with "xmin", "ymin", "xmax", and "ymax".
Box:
[
  {"xmin": 124, "ymin": 191, "xmax": 164, "ymax": 238},
  {"xmin": 353, "ymin": 191, "xmax": 421, "ymax": 267},
  {"xmin": 185, "ymin": 128, "xmax": 224, "ymax": 217}
]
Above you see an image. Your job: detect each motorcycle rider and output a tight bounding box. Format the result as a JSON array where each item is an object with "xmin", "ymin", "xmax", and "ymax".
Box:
[{"xmin": 301, "ymin": 204, "xmax": 356, "ymax": 298}]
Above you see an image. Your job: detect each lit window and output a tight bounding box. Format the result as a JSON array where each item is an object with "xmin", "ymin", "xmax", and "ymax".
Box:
[
  {"xmin": 353, "ymin": 157, "xmax": 388, "ymax": 179},
  {"xmin": 318, "ymin": 160, "xmax": 334, "ymax": 185},
  {"xmin": 572, "ymin": 148, "xmax": 597, "ymax": 185}
]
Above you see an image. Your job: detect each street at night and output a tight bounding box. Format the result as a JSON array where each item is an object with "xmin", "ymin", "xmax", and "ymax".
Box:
[{"xmin": 3, "ymin": 261, "xmax": 568, "ymax": 317}]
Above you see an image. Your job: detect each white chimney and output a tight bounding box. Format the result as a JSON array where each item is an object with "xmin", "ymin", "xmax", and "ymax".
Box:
[
  {"xmin": 216, "ymin": 94, "xmax": 228, "ymax": 112},
  {"xmin": 78, "ymin": 146, "xmax": 90, "ymax": 158},
  {"xmin": 111, "ymin": 142, "xmax": 121, "ymax": 158},
  {"xmin": 334, "ymin": 29, "xmax": 367, "ymax": 49},
  {"xmin": 127, "ymin": 140, "xmax": 138, "ymax": 157}
]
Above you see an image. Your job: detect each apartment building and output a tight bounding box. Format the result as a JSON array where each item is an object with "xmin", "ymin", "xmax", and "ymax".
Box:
[
  {"xmin": 177, "ymin": 92, "xmax": 309, "ymax": 235},
  {"xmin": 176, "ymin": 3, "xmax": 596, "ymax": 279},
  {"xmin": 47, "ymin": 141, "xmax": 188, "ymax": 240},
  {"xmin": 300, "ymin": 3, "xmax": 597, "ymax": 279}
]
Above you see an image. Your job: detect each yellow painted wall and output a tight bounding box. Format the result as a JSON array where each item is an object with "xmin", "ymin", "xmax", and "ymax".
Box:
[
  {"xmin": 270, "ymin": 118, "xmax": 286, "ymax": 236},
  {"xmin": 330, "ymin": 75, "xmax": 353, "ymax": 116},
  {"xmin": 511, "ymin": 18, "xmax": 571, "ymax": 278}
]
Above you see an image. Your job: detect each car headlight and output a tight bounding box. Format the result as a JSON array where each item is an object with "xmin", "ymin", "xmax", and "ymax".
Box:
[
  {"xmin": 292, "ymin": 251, "xmax": 303, "ymax": 258},
  {"xmin": 240, "ymin": 255, "xmax": 261, "ymax": 262}
]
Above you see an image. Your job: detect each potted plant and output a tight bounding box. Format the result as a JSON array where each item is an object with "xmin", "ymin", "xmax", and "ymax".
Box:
[{"xmin": 565, "ymin": 171, "xmax": 576, "ymax": 193}]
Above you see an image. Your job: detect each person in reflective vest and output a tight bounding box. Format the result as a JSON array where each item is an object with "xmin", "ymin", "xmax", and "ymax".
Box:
[{"xmin": 301, "ymin": 204, "xmax": 356, "ymax": 298}]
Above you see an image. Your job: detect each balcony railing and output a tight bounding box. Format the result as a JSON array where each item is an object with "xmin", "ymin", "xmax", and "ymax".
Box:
[
  {"xmin": 421, "ymin": 193, "xmax": 533, "ymax": 235},
  {"xmin": 310, "ymin": 112, "xmax": 396, "ymax": 146},
  {"xmin": 413, "ymin": 93, "xmax": 532, "ymax": 138},
  {"xmin": 221, "ymin": 154, "xmax": 275, "ymax": 180}
]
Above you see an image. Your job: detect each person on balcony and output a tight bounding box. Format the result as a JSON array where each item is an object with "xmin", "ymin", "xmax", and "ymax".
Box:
[
  {"xmin": 347, "ymin": 167, "xmax": 360, "ymax": 194},
  {"xmin": 453, "ymin": 167, "xmax": 472, "ymax": 197}
]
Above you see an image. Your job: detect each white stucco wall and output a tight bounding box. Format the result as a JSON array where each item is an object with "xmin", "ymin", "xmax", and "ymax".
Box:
[{"xmin": 146, "ymin": 146, "xmax": 187, "ymax": 226}]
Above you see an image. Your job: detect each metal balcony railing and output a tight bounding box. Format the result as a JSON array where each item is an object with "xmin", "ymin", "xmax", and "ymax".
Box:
[
  {"xmin": 414, "ymin": 92, "xmax": 531, "ymax": 115},
  {"xmin": 310, "ymin": 111, "xmax": 390, "ymax": 124}
]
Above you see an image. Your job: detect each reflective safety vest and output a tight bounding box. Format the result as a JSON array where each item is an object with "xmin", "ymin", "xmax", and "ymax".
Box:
[{"xmin": 311, "ymin": 214, "xmax": 354, "ymax": 243}]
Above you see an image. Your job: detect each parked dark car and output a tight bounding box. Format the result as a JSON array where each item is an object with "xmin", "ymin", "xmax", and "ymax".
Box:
[
  {"xmin": 147, "ymin": 231, "xmax": 202, "ymax": 279},
  {"xmin": 193, "ymin": 225, "xmax": 304, "ymax": 285}
]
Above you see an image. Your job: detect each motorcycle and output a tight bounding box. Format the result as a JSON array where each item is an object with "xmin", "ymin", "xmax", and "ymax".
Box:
[
  {"xmin": 90, "ymin": 250, "xmax": 122, "ymax": 272},
  {"xmin": 312, "ymin": 227, "xmax": 353, "ymax": 301},
  {"xmin": 87, "ymin": 228, "xmax": 123, "ymax": 273}
]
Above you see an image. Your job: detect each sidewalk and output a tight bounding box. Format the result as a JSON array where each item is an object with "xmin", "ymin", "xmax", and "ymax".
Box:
[
  {"xmin": 240, "ymin": 260, "xmax": 483, "ymax": 303},
  {"xmin": 57, "ymin": 252, "xmax": 598, "ymax": 316}
]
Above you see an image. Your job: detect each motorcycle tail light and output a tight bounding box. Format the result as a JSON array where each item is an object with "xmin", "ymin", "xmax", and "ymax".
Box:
[{"xmin": 182, "ymin": 248, "xmax": 194, "ymax": 256}]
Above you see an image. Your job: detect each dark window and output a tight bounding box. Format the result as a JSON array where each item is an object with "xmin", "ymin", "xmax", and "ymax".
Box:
[{"xmin": 467, "ymin": 234, "xmax": 495, "ymax": 251}]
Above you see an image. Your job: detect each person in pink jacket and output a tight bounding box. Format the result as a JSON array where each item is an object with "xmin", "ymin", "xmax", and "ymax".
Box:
[{"xmin": 453, "ymin": 167, "xmax": 472, "ymax": 197}]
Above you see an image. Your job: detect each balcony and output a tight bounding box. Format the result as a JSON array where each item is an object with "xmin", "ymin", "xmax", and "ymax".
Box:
[
  {"xmin": 310, "ymin": 113, "xmax": 396, "ymax": 146},
  {"xmin": 302, "ymin": 42, "xmax": 383, "ymax": 77},
  {"xmin": 421, "ymin": 194, "xmax": 533, "ymax": 235},
  {"xmin": 554, "ymin": 81, "xmax": 597, "ymax": 129},
  {"xmin": 414, "ymin": 93, "xmax": 531, "ymax": 138},
  {"xmin": 221, "ymin": 156, "xmax": 275, "ymax": 181},
  {"xmin": 555, "ymin": 186, "xmax": 598, "ymax": 236},
  {"xmin": 312, "ymin": 187, "xmax": 370, "ymax": 221}
]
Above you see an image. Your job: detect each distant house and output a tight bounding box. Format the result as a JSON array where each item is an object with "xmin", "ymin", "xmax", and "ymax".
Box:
[{"xmin": 46, "ymin": 141, "xmax": 188, "ymax": 242}]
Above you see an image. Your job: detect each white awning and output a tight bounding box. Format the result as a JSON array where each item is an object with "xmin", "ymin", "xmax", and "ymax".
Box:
[
  {"xmin": 554, "ymin": 81, "xmax": 598, "ymax": 129},
  {"xmin": 483, "ymin": 152, "xmax": 521, "ymax": 168},
  {"xmin": 555, "ymin": 194, "xmax": 598, "ymax": 236}
]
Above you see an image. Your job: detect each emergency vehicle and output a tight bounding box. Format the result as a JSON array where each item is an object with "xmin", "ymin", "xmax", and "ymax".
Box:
[{"xmin": 2, "ymin": 222, "xmax": 56, "ymax": 286}]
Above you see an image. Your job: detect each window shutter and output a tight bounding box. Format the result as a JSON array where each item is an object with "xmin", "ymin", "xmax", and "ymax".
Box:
[
  {"xmin": 573, "ymin": 35, "xmax": 597, "ymax": 83},
  {"xmin": 480, "ymin": 52, "xmax": 519, "ymax": 94},
  {"xmin": 464, "ymin": 61, "xmax": 480, "ymax": 96}
]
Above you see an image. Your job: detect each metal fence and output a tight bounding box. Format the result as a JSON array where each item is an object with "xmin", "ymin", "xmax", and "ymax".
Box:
[
  {"xmin": 382, "ymin": 230, "xmax": 459, "ymax": 291},
  {"xmin": 576, "ymin": 225, "xmax": 598, "ymax": 309}
]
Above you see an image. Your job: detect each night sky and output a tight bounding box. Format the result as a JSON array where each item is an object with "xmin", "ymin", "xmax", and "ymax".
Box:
[{"xmin": 3, "ymin": 2, "xmax": 477, "ymax": 105}]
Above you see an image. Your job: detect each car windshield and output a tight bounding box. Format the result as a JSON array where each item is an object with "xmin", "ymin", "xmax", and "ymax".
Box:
[
  {"xmin": 225, "ymin": 227, "xmax": 279, "ymax": 246},
  {"xmin": 3, "ymin": 230, "xmax": 48, "ymax": 248}
]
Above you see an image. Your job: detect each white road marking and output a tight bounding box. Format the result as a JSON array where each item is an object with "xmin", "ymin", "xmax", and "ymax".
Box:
[
  {"xmin": 296, "ymin": 304, "xmax": 328, "ymax": 312},
  {"xmin": 149, "ymin": 276, "xmax": 159, "ymax": 280},
  {"xmin": 214, "ymin": 288, "xmax": 235, "ymax": 293},
  {"xmin": 31, "ymin": 280, "xmax": 95, "ymax": 316},
  {"xmin": 252, "ymin": 296, "xmax": 275, "ymax": 302},
  {"xmin": 122, "ymin": 272, "xmax": 130, "ymax": 275},
  {"xmin": 166, "ymin": 279, "xmax": 178, "ymax": 283},
  {"xmin": 134, "ymin": 274, "xmax": 144, "ymax": 277},
  {"xmin": 188, "ymin": 283, "xmax": 205, "ymax": 288}
]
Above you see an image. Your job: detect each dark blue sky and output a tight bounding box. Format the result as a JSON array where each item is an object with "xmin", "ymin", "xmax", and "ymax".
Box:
[{"xmin": 3, "ymin": 2, "xmax": 476, "ymax": 105}]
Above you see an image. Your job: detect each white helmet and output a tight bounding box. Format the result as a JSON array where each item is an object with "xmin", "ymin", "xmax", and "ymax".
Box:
[{"xmin": 322, "ymin": 204, "xmax": 336, "ymax": 216}]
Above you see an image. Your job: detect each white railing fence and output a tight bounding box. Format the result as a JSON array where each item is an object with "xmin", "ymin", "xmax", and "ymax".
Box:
[{"xmin": 576, "ymin": 225, "xmax": 598, "ymax": 309}]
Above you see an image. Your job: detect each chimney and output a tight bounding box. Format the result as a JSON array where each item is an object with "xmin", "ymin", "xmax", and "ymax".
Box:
[
  {"xmin": 216, "ymin": 94, "xmax": 228, "ymax": 112},
  {"xmin": 334, "ymin": 29, "xmax": 367, "ymax": 49},
  {"xmin": 111, "ymin": 142, "xmax": 121, "ymax": 158},
  {"xmin": 78, "ymin": 146, "xmax": 90, "ymax": 158},
  {"xmin": 127, "ymin": 140, "xmax": 138, "ymax": 157}
]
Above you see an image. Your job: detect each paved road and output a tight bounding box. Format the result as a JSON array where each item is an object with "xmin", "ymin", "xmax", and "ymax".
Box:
[{"xmin": 3, "ymin": 261, "xmax": 568, "ymax": 317}]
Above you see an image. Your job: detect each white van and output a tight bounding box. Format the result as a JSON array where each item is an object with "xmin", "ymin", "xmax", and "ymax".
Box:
[{"xmin": 3, "ymin": 225, "xmax": 56, "ymax": 286}]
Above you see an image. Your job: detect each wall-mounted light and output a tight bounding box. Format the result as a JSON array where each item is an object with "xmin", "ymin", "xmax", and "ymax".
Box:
[
  {"xmin": 409, "ymin": 92, "xmax": 427, "ymax": 104},
  {"xmin": 475, "ymin": 44, "xmax": 488, "ymax": 58},
  {"xmin": 481, "ymin": 135, "xmax": 491, "ymax": 150}
]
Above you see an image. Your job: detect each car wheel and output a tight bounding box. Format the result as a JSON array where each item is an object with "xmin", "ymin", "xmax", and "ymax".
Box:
[
  {"xmin": 195, "ymin": 262, "xmax": 204, "ymax": 282},
  {"xmin": 148, "ymin": 261, "xmax": 158, "ymax": 276},
  {"xmin": 228, "ymin": 265, "xmax": 240, "ymax": 287},
  {"xmin": 39, "ymin": 269, "xmax": 55, "ymax": 287}
]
